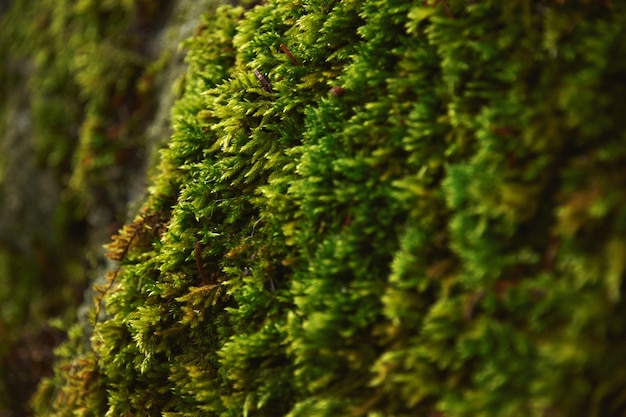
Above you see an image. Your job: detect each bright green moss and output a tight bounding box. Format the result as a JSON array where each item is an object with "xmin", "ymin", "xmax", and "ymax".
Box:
[{"xmin": 35, "ymin": 0, "xmax": 626, "ymax": 416}]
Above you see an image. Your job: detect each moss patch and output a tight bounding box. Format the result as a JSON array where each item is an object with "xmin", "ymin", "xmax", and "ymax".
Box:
[{"xmin": 27, "ymin": 0, "xmax": 626, "ymax": 416}]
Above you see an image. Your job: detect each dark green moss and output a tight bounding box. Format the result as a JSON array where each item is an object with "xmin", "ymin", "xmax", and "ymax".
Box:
[{"xmin": 26, "ymin": 0, "xmax": 626, "ymax": 416}]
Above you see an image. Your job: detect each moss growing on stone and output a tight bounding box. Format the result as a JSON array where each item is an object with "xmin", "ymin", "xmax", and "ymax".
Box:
[{"xmin": 27, "ymin": 0, "xmax": 626, "ymax": 416}]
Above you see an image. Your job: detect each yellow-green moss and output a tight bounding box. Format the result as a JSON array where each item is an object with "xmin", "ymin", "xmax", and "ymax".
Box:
[
  {"xmin": 21, "ymin": 0, "xmax": 626, "ymax": 416},
  {"xmin": 29, "ymin": 0, "xmax": 626, "ymax": 417}
]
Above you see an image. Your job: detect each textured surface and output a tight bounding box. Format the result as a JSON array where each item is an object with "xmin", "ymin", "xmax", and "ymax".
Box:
[{"xmin": 4, "ymin": 0, "xmax": 626, "ymax": 416}]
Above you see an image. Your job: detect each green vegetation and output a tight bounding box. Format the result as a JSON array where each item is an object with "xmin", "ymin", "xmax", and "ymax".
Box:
[
  {"xmin": 0, "ymin": 0, "xmax": 172, "ymax": 414},
  {"xmin": 3, "ymin": 0, "xmax": 626, "ymax": 415}
]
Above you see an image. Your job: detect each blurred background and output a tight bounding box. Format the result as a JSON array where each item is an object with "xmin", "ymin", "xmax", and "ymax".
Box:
[{"xmin": 0, "ymin": 0, "xmax": 221, "ymax": 414}]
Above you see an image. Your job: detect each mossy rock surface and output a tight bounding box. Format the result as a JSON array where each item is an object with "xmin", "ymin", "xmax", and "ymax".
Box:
[{"xmin": 3, "ymin": 0, "xmax": 626, "ymax": 416}]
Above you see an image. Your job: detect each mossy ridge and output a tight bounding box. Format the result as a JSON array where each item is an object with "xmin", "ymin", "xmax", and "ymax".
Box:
[{"xmin": 36, "ymin": 1, "xmax": 626, "ymax": 416}]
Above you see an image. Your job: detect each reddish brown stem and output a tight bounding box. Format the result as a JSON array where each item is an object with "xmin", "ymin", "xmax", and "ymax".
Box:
[
  {"xmin": 195, "ymin": 242, "xmax": 209, "ymax": 285},
  {"xmin": 279, "ymin": 43, "xmax": 300, "ymax": 66}
]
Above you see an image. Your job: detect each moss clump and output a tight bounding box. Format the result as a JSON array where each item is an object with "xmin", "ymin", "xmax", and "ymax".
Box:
[{"xmin": 36, "ymin": 0, "xmax": 626, "ymax": 416}]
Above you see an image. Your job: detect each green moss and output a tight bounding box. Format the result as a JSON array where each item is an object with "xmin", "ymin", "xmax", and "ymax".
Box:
[{"xmin": 31, "ymin": 0, "xmax": 626, "ymax": 416}]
